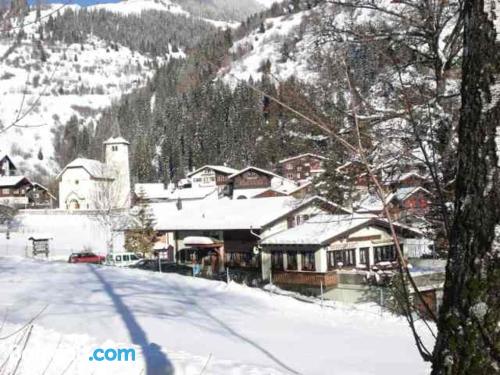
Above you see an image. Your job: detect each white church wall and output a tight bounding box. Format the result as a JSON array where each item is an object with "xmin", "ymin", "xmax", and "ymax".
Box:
[{"xmin": 59, "ymin": 168, "xmax": 99, "ymax": 210}]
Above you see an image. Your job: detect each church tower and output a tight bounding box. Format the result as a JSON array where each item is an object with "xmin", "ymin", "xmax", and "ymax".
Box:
[{"xmin": 104, "ymin": 137, "xmax": 131, "ymax": 208}]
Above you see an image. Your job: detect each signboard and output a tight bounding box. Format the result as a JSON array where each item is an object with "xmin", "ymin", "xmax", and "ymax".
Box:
[{"xmin": 32, "ymin": 239, "xmax": 49, "ymax": 257}]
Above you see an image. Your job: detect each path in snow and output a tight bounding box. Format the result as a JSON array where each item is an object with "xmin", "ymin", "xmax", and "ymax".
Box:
[{"xmin": 0, "ymin": 257, "xmax": 433, "ymax": 374}]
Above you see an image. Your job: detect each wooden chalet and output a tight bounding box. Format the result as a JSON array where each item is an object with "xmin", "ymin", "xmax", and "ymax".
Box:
[
  {"xmin": 356, "ymin": 187, "xmax": 432, "ymax": 220},
  {"xmin": 227, "ymin": 166, "xmax": 301, "ymax": 199},
  {"xmin": 145, "ymin": 196, "xmax": 350, "ymax": 275},
  {"xmin": 278, "ymin": 153, "xmax": 327, "ymax": 181},
  {"xmin": 187, "ymin": 165, "xmax": 239, "ymax": 189},
  {"xmin": 260, "ymin": 214, "xmax": 431, "ymax": 290},
  {"xmin": 27, "ymin": 183, "xmax": 56, "ymax": 208},
  {"xmin": 0, "ymin": 176, "xmax": 33, "ymax": 208}
]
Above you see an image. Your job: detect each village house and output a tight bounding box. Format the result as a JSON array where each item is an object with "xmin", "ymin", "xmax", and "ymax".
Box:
[
  {"xmin": 259, "ymin": 213, "xmax": 441, "ymax": 311},
  {"xmin": 58, "ymin": 137, "xmax": 131, "ymax": 210},
  {"xmin": 26, "ymin": 183, "xmax": 56, "ymax": 208},
  {"xmin": 356, "ymin": 187, "xmax": 432, "ymax": 220},
  {"xmin": 141, "ymin": 196, "xmax": 350, "ymax": 276},
  {"xmin": 226, "ymin": 166, "xmax": 302, "ymax": 199},
  {"xmin": 187, "ymin": 165, "xmax": 239, "ymax": 190},
  {"xmin": 278, "ymin": 153, "xmax": 327, "ymax": 181},
  {"xmin": 0, "ymin": 176, "xmax": 32, "ymax": 208},
  {"xmin": 0, "ymin": 154, "xmax": 54, "ymax": 209}
]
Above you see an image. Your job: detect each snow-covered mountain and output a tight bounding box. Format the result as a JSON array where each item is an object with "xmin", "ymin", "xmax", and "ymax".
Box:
[
  {"xmin": 222, "ymin": 8, "xmax": 318, "ymax": 84},
  {"xmin": 0, "ymin": 4, "xmax": 182, "ymax": 178},
  {"xmin": 90, "ymin": 0, "xmax": 280, "ymax": 24},
  {"xmin": 89, "ymin": 0, "xmax": 190, "ymax": 17}
]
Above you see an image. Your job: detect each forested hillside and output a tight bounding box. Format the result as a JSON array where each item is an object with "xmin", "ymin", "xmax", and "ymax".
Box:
[
  {"xmin": 53, "ymin": 0, "xmax": 333, "ymax": 184},
  {"xmin": 53, "ymin": 0, "xmax": 462, "ymax": 224}
]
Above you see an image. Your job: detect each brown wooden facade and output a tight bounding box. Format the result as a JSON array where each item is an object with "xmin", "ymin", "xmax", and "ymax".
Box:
[
  {"xmin": 230, "ymin": 168, "xmax": 273, "ymax": 189},
  {"xmin": 0, "ymin": 177, "xmax": 32, "ymax": 197},
  {"xmin": 389, "ymin": 189, "xmax": 431, "ymax": 219},
  {"xmin": 279, "ymin": 154, "xmax": 325, "ymax": 181}
]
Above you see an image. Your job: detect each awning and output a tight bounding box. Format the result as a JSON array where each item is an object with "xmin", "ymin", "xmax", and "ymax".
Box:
[{"xmin": 183, "ymin": 236, "xmax": 223, "ymax": 248}]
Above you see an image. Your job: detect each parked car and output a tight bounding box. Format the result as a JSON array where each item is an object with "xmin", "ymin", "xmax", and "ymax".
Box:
[
  {"xmin": 68, "ymin": 252, "xmax": 106, "ymax": 264},
  {"xmin": 105, "ymin": 252, "xmax": 142, "ymax": 267},
  {"xmin": 129, "ymin": 259, "xmax": 159, "ymax": 271}
]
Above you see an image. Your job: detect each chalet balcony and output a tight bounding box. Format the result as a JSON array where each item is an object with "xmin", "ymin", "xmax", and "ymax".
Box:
[{"xmin": 272, "ymin": 271, "xmax": 338, "ymax": 289}]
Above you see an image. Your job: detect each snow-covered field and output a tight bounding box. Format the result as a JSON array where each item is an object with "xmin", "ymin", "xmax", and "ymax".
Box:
[{"xmin": 0, "ymin": 256, "xmax": 433, "ymax": 374}]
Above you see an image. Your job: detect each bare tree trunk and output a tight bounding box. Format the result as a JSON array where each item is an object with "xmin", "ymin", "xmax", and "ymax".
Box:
[{"xmin": 432, "ymin": 0, "xmax": 500, "ymax": 373}]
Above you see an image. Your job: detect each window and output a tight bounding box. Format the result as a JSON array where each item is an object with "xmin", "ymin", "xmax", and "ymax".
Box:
[
  {"xmin": 75, "ymin": 180, "xmax": 79, "ymax": 185},
  {"xmin": 123, "ymin": 255, "xmax": 130, "ymax": 262},
  {"xmin": 225, "ymin": 252, "xmax": 256, "ymax": 268},
  {"xmin": 246, "ymin": 171, "xmax": 259, "ymax": 179},
  {"xmin": 373, "ymin": 245, "xmax": 399, "ymax": 263},
  {"xmin": 297, "ymin": 166, "xmax": 302, "ymax": 171},
  {"xmin": 216, "ymin": 175, "xmax": 227, "ymax": 183},
  {"xmin": 115, "ymin": 255, "xmax": 122, "ymax": 262},
  {"xmin": 2, "ymin": 188, "xmax": 9, "ymax": 195},
  {"xmin": 271, "ymin": 252, "xmax": 284, "ymax": 270},
  {"xmin": 202, "ymin": 176, "xmax": 215, "ymax": 184},
  {"xmin": 131, "ymin": 254, "xmax": 139, "ymax": 261},
  {"xmin": 295, "ymin": 214, "xmax": 310, "ymax": 226},
  {"xmin": 285, "ymin": 163, "xmax": 293, "ymax": 170},
  {"xmin": 112, "ymin": 145, "xmax": 118, "ymax": 151},
  {"xmin": 327, "ymin": 249, "xmax": 355, "ymax": 270},
  {"xmin": 359, "ymin": 247, "xmax": 369, "ymax": 267},
  {"xmin": 287, "ymin": 173, "xmax": 294, "ymax": 179},
  {"xmin": 300, "ymin": 252, "xmax": 315, "ymax": 271},
  {"xmin": 286, "ymin": 252, "xmax": 298, "ymax": 270}
]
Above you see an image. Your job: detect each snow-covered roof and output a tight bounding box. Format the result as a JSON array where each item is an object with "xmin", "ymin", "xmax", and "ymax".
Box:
[
  {"xmin": 233, "ymin": 178, "xmax": 306, "ymax": 198},
  {"xmin": 384, "ymin": 172, "xmax": 429, "ymax": 184},
  {"xmin": 135, "ymin": 183, "xmax": 168, "ymax": 199},
  {"xmin": 278, "ymin": 153, "xmax": 327, "ymax": 164},
  {"xmin": 261, "ymin": 214, "xmax": 373, "ymax": 246},
  {"xmin": 151, "ymin": 196, "xmax": 342, "ymax": 231},
  {"xmin": 228, "ymin": 166, "xmax": 282, "ymax": 180},
  {"xmin": 356, "ymin": 193, "xmax": 386, "ymax": 212},
  {"xmin": 261, "ymin": 213, "xmax": 422, "ymax": 246},
  {"xmin": 30, "ymin": 182, "xmax": 56, "ymax": 199},
  {"xmin": 0, "ymin": 175, "xmax": 31, "ymax": 187},
  {"xmin": 134, "ymin": 183, "xmax": 219, "ymax": 202},
  {"xmin": 0, "ymin": 154, "xmax": 16, "ymax": 168},
  {"xmin": 233, "ymin": 188, "xmax": 268, "ymax": 199},
  {"xmin": 170, "ymin": 187, "xmax": 219, "ymax": 201},
  {"xmin": 57, "ymin": 158, "xmax": 112, "ymax": 180},
  {"xmin": 187, "ymin": 165, "xmax": 239, "ymax": 177},
  {"xmin": 103, "ymin": 137, "xmax": 130, "ymax": 145},
  {"xmin": 392, "ymin": 186, "xmax": 431, "ymax": 201},
  {"xmin": 356, "ymin": 187, "xmax": 431, "ymax": 213}
]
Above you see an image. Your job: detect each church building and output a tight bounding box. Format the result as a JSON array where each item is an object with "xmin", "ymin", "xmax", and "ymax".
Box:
[{"xmin": 57, "ymin": 137, "xmax": 131, "ymax": 210}]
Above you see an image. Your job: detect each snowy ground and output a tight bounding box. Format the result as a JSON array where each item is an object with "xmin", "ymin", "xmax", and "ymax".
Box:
[{"xmin": 0, "ymin": 256, "xmax": 433, "ymax": 375}]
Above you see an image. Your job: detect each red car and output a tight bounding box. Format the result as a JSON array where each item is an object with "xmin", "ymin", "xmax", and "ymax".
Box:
[{"xmin": 68, "ymin": 252, "xmax": 106, "ymax": 264}]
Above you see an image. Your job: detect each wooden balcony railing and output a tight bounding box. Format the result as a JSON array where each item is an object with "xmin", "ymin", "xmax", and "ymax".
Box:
[{"xmin": 272, "ymin": 271, "xmax": 338, "ymax": 288}]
